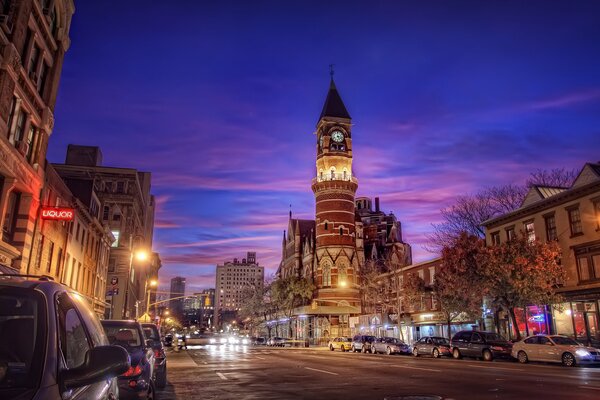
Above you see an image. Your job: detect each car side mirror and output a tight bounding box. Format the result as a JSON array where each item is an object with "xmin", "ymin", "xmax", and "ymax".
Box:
[{"xmin": 61, "ymin": 345, "xmax": 130, "ymax": 390}]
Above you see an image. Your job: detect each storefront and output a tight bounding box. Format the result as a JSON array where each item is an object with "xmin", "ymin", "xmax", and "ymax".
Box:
[{"xmin": 552, "ymin": 300, "xmax": 600, "ymax": 347}]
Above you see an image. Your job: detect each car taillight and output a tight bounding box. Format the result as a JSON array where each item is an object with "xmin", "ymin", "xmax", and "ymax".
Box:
[
  {"xmin": 154, "ymin": 349, "xmax": 163, "ymax": 358},
  {"xmin": 121, "ymin": 364, "xmax": 142, "ymax": 377}
]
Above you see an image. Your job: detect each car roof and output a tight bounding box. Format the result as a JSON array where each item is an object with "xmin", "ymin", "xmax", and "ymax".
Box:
[{"xmin": 101, "ymin": 319, "xmax": 141, "ymax": 327}]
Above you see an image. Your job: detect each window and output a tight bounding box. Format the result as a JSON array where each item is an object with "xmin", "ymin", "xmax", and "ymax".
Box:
[
  {"xmin": 324, "ymin": 222, "xmax": 328, "ymax": 231},
  {"xmin": 57, "ymin": 294, "xmax": 91, "ymax": 369},
  {"xmin": 575, "ymin": 243, "xmax": 600, "ymax": 282},
  {"xmin": 25, "ymin": 125, "xmax": 35, "ymax": 161},
  {"xmin": 2, "ymin": 191, "xmax": 20, "ymax": 242},
  {"xmin": 28, "ymin": 45, "xmax": 40, "ymax": 80},
  {"xmin": 34, "ymin": 236, "xmax": 43, "ymax": 269},
  {"xmin": 491, "ymin": 231, "xmax": 500, "ymax": 245},
  {"xmin": 105, "ymin": 181, "xmax": 113, "ymax": 192},
  {"xmin": 505, "ymin": 226, "xmax": 515, "ymax": 241},
  {"xmin": 111, "ymin": 230, "xmax": 120, "ymax": 247},
  {"xmin": 339, "ymin": 227, "xmax": 343, "ymax": 236},
  {"xmin": 45, "ymin": 240, "xmax": 54, "ymax": 273},
  {"xmin": 14, "ymin": 109, "xmax": 27, "ymax": 142},
  {"xmin": 545, "ymin": 214, "xmax": 557, "ymax": 241},
  {"xmin": 524, "ymin": 220, "xmax": 535, "ymax": 243},
  {"xmin": 103, "ymin": 205, "xmax": 109, "ymax": 220},
  {"xmin": 116, "ymin": 181, "xmax": 125, "ymax": 193},
  {"xmin": 428, "ymin": 266, "xmax": 435, "ymax": 284},
  {"xmin": 594, "ymin": 200, "xmax": 600, "ymax": 230},
  {"xmin": 6, "ymin": 96, "xmax": 17, "ymax": 139},
  {"xmin": 37, "ymin": 61, "xmax": 48, "ymax": 95},
  {"xmin": 568, "ymin": 207, "xmax": 583, "ymax": 236},
  {"xmin": 322, "ymin": 264, "xmax": 331, "ymax": 286}
]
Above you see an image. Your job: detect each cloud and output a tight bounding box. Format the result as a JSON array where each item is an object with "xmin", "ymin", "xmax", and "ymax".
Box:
[
  {"xmin": 166, "ymin": 235, "xmax": 279, "ymax": 249},
  {"xmin": 526, "ymin": 88, "xmax": 600, "ymax": 111}
]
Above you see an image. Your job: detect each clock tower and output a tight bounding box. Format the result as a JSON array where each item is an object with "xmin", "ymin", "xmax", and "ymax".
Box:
[{"xmin": 311, "ymin": 78, "xmax": 361, "ymax": 308}]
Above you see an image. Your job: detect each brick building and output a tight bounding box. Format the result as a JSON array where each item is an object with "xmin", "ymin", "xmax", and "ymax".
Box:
[{"xmin": 0, "ymin": 0, "xmax": 74, "ymax": 273}]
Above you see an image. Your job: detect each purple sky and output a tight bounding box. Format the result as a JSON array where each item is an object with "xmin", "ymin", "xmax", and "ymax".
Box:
[{"xmin": 48, "ymin": 1, "xmax": 600, "ymax": 294}]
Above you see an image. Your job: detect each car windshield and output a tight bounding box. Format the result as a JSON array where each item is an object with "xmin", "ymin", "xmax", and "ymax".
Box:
[
  {"xmin": 484, "ymin": 333, "xmax": 507, "ymax": 342},
  {"xmin": 343, "ymin": 337, "xmax": 352, "ymax": 342},
  {"xmin": 365, "ymin": 336, "xmax": 375, "ymax": 341},
  {"xmin": 385, "ymin": 338, "xmax": 401, "ymax": 344},
  {"xmin": 103, "ymin": 324, "xmax": 143, "ymax": 349},
  {"xmin": 551, "ymin": 336, "xmax": 580, "ymax": 346},
  {"xmin": 432, "ymin": 337, "xmax": 449, "ymax": 345},
  {"xmin": 0, "ymin": 287, "xmax": 45, "ymax": 391}
]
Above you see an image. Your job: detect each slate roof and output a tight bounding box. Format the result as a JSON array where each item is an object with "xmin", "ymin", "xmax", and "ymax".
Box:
[{"xmin": 319, "ymin": 79, "xmax": 351, "ymax": 120}]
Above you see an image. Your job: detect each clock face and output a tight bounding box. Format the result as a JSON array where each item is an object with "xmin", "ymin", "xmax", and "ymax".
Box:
[{"xmin": 331, "ymin": 130, "xmax": 345, "ymax": 143}]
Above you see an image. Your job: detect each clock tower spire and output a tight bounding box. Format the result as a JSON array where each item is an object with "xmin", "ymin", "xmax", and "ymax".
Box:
[{"xmin": 311, "ymin": 77, "xmax": 360, "ymax": 309}]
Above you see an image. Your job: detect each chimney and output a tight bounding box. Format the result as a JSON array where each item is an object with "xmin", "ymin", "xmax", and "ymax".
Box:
[{"xmin": 375, "ymin": 197, "xmax": 380, "ymax": 212}]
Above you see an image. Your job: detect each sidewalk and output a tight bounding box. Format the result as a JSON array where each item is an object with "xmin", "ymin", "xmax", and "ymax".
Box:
[{"xmin": 165, "ymin": 347, "xmax": 197, "ymax": 368}]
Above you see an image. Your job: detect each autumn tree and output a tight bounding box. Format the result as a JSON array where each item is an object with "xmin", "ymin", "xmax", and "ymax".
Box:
[
  {"xmin": 482, "ymin": 235, "xmax": 565, "ymax": 341},
  {"xmin": 272, "ymin": 276, "xmax": 315, "ymax": 338},
  {"xmin": 427, "ymin": 168, "xmax": 577, "ymax": 251},
  {"xmin": 435, "ymin": 233, "xmax": 487, "ymax": 339},
  {"xmin": 402, "ymin": 272, "xmax": 427, "ymax": 312}
]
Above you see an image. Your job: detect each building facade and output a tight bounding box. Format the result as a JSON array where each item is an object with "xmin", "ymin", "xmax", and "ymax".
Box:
[
  {"xmin": 215, "ymin": 252, "xmax": 264, "ymax": 328},
  {"xmin": 169, "ymin": 276, "xmax": 186, "ymax": 322},
  {"xmin": 0, "ymin": 0, "xmax": 73, "ymax": 273},
  {"xmin": 276, "ymin": 79, "xmax": 412, "ymax": 343},
  {"xmin": 53, "ymin": 145, "xmax": 157, "ymax": 320},
  {"xmin": 482, "ymin": 162, "xmax": 600, "ymax": 346},
  {"xmin": 183, "ymin": 288, "xmax": 215, "ymax": 329}
]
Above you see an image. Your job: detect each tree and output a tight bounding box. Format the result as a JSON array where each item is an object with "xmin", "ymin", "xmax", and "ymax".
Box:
[
  {"xmin": 427, "ymin": 168, "xmax": 576, "ymax": 251},
  {"xmin": 272, "ymin": 276, "xmax": 315, "ymax": 338},
  {"xmin": 482, "ymin": 235, "xmax": 564, "ymax": 341},
  {"xmin": 402, "ymin": 273, "xmax": 427, "ymax": 311},
  {"xmin": 435, "ymin": 233, "xmax": 487, "ymax": 339}
]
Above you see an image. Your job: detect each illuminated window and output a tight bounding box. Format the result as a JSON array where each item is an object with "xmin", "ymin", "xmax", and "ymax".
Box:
[
  {"xmin": 111, "ymin": 230, "xmax": 120, "ymax": 247},
  {"xmin": 523, "ymin": 221, "xmax": 535, "ymax": 243}
]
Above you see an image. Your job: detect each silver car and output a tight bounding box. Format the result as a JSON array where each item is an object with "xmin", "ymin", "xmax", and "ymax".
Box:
[
  {"xmin": 372, "ymin": 337, "xmax": 411, "ymax": 355},
  {"xmin": 512, "ymin": 335, "xmax": 600, "ymax": 367}
]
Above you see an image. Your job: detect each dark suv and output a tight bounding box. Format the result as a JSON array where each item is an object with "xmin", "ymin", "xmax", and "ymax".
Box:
[
  {"xmin": 351, "ymin": 335, "xmax": 376, "ymax": 353},
  {"xmin": 451, "ymin": 330, "xmax": 513, "ymax": 361},
  {"xmin": 0, "ymin": 275, "xmax": 129, "ymax": 400}
]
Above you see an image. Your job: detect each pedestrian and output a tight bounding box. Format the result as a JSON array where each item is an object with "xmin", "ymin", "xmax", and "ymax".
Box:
[{"xmin": 181, "ymin": 334, "xmax": 187, "ymax": 350}]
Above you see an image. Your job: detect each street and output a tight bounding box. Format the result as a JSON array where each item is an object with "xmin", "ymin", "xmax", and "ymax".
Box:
[{"xmin": 158, "ymin": 345, "xmax": 600, "ymax": 399}]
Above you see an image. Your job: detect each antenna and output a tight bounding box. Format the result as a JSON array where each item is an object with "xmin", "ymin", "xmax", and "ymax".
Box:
[{"xmin": 329, "ymin": 64, "xmax": 335, "ymax": 79}]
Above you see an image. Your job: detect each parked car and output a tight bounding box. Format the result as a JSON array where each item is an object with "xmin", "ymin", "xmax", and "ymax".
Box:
[
  {"xmin": 328, "ymin": 337, "xmax": 353, "ymax": 352},
  {"xmin": 451, "ymin": 330, "xmax": 512, "ymax": 361},
  {"xmin": 412, "ymin": 336, "xmax": 452, "ymax": 358},
  {"xmin": 275, "ymin": 337, "xmax": 291, "ymax": 347},
  {"xmin": 163, "ymin": 333, "xmax": 174, "ymax": 347},
  {"xmin": 102, "ymin": 320, "xmax": 156, "ymax": 399},
  {"xmin": 0, "ymin": 275, "xmax": 129, "ymax": 400},
  {"xmin": 142, "ymin": 323, "xmax": 167, "ymax": 388},
  {"xmin": 512, "ymin": 334, "xmax": 600, "ymax": 367},
  {"xmin": 267, "ymin": 337, "xmax": 282, "ymax": 346},
  {"xmin": 372, "ymin": 337, "xmax": 411, "ymax": 355},
  {"xmin": 254, "ymin": 337, "xmax": 267, "ymax": 345},
  {"xmin": 351, "ymin": 335, "xmax": 376, "ymax": 353}
]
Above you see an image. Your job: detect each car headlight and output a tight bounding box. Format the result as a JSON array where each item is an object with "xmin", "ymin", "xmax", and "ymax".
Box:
[
  {"xmin": 576, "ymin": 349, "xmax": 591, "ymax": 358},
  {"xmin": 242, "ymin": 338, "xmax": 249, "ymax": 345},
  {"xmin": 209, "ymin": 338, "xmax": 216, "ymax": 344},
  {"xmin": 220, "ymin": 338, "xmax": 227, "ymax": 344}
]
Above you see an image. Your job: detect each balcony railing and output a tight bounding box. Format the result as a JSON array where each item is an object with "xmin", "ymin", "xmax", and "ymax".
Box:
[{"xmin": 313, "ymin": 173, "xmax": 357, "ymax": 183}]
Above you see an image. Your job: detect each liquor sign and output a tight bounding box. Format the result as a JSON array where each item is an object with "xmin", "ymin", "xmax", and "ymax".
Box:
[{"xmin": 41, "ymin": 207, "xmax": 74, "ymax": 221}]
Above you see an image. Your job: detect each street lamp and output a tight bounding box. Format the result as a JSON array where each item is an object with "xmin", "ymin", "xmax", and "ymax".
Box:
[
  {"xmin": 123, "ymin": 248, "xmax": 149, "ymax": 319},
  {"xmin": 146, "ymin": 279, "xmax": 158, "ymax": 316}
]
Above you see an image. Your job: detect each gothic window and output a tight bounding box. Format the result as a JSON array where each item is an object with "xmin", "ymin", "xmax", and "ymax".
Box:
[
  {"xmin": 339, "ymin": 227, "xmax": 343, "ymax": 235},
  {"xmin": 343, "ymin": 170, "xmax": 347, "ymax": 180},
  {"xmin": 322, "ymin": 261, "xmax": 332, "ymax": 287},
  {"xmin": 330, "ymin": 169, "xmax": 335, "ymax": 180},
  {"xmin": 324, "ymin": 222, "xmax": 328, "ymax": 230}
]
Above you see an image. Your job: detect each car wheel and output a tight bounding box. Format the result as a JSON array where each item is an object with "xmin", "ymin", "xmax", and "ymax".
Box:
[
  {"xmin": 432, "ymin": 348, "xmax": 440, "ymax": 358},
  {"xmin": 412, "ymin": 347, "xmax": 418, "ymax": 357},
  {"xmin": 452, "ymin": 348, "xmax": 461, "ymax": 359},
  {"xmin": 387, "ymin": 347, "xmax": 394, "ymax": 355},
  {"xmin": 330, "ymin": 344, "xmax": 334, "ymax": 351},
  {"xmin": 562, "ymin": 352, "xmax": 576, "ymax": 367},
  {"xmin": 363, "ymin": 346, "xmax": 368, "ymax": 353},
  {"xmin": 147, "ymin": 381, "xmax": 155, "ymax": 400},
  {"xmin": 517, "ymin": 351, "xmax": 528, "ymax": 364},
  {"xmin": 483, "ymin": 349, "xmax": 493, "ymax": 362},
  {"xmin": 351, "ymin": 345, "xmax": 356, "ymax": 353}
]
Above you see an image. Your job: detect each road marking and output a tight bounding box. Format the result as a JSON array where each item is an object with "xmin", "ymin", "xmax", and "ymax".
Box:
[
  {"xmin": 255, "ymin": 356, "xmax": 266, "ymax": 360},
  {"xmin": 580, "ymin": 386, "xmax": 600, "ymax": 391},
  {"xmin": 216, "ymin": 372, "xmax": 228, "ymax": 380},
  {"xmin": 390, "ymin": 365, "xmax": 441, "ymax": 372},
  {"xmin": 465, "ymin": 365, "xmax": 524, "ymax": 372},
  {"xmin": 304, "ymin": 367, "xmax": 339, "ymax": 375}
]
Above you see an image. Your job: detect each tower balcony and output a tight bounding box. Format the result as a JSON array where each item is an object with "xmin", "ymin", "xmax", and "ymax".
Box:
[{"xmin": 312, "ymin": 173, "xmax": 358, "ymax": 185}]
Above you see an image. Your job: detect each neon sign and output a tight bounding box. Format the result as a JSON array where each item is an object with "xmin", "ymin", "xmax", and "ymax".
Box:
[{"xmin": 41, "ymin": 207, "xmax": 74, "ymax": 221}]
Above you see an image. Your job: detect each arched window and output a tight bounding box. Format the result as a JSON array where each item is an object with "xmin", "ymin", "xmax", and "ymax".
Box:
[
  {"xmin": 339, "ymin": 227, "xmax": 343, "ymax": 235},
  {"xmin": 330, "ymin": 169, "xmax": 335, "ymax": 180},
  {"xmin": 324, "ymin": 222, "xmax": 328, "ymax": 230},
  {"xmin": 343, "ymin": 170, "xmax": 347, "ymax": 180},
  {"xmin": 322, "ymin": 263, "xmax": 331, "ymax": 286}
]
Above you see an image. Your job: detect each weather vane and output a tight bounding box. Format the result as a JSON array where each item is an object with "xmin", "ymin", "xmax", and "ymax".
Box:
[{"xmin": 329, "ymin": 64, "xmax": 335, "ymax": 79}]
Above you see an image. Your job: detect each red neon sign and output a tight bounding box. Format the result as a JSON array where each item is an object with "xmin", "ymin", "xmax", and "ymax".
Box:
[{"xmin": 41, "ymin": 207, "xmax": 74, "ymax": 221}]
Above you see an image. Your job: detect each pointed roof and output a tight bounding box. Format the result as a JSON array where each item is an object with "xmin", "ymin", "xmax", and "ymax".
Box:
[{"xmin": 319, "ymin": 78, "xmax": 351, "ymax": 121}]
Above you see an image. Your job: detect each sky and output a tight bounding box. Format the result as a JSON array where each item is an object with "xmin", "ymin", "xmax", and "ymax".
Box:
[{"xmin": 48, "ymin": 0, "xmax": 600, "ymax": 294}]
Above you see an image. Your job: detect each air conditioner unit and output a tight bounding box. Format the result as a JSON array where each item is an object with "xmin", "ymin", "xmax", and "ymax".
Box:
[{"xmin": 15, "ymin": 140, "xmax": 29, "ymax": 157}]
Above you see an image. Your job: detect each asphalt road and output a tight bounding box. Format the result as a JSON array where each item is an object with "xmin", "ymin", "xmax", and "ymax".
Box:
[{"xmin": 158, "ymin": 345, "xmax": 600, "ymax": 400}]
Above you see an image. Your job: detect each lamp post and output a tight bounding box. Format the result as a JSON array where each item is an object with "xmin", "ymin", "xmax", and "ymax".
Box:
[
  {"xmin": 122, "ymin": 248, "xmax": 149, "ymax": 319},
  {"xmin": 146, "ymin": 279, "xmax": 158, "ymax": 316}
]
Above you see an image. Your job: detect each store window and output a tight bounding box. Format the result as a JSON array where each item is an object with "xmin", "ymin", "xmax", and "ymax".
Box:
[{"xmin": 552, "ymin": 303, "xmax": 575, "ymax": 337}]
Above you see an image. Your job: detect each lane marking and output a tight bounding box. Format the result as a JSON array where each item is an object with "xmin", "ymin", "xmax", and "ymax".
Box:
[
  {"xmin": 304, "ymin": 367, "xmax": 339, "ymax": 376},
  {"xmin": 216, "ymin": 372, "xmax": 228, "ymax": 380},
  {"xmin": 580, "ymin": 386, "xmax": 600, "ymax": 391},
  {"xmin": 255, "ymin": 356, "xmax": 266, "ymax": 360},
  {"xmin": 390, "ymin": 365, "xmax": 441, "ymax": 372}
]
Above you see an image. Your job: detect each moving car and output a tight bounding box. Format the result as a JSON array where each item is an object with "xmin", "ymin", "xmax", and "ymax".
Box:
[
  {"xmin": 412, "ymin": 336, "xmax": 452, "ymax": 358},
  {"xmin": 351, "ymin": 335, "xmax": 376, "ymax": 353},
  {"xmin": 512, "ymin": 334, "xmax": 600, "ymax": 366},
  {"xmin": 372, "ymin": 337, "xmax": 411, "ymax": 355},
  {"xmin": 451, "ymin": 330, "xmax": 512, "ymax": 361},
  {"xmin": 102, "ymin": 320, "xmax": 156, "ymax": 399},
  {"xmin": 163, "ymin": 333, "xmax": 174, "ymax": 347},
  {"xmin": 0, "ymin": 275, "xmax": 129, "ymax": 400},
  {"xmin": 328, "ymin": 337, "xmax": 353, "ymax": 352},
  {"xmin": 142, "ymin": 323, "xmax": 167, "ymax": 388}
]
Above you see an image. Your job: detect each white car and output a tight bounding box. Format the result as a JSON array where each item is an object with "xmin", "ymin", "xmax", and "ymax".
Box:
[{"xmin": 512, "ymin": 334, "xmax": 600, "ymax": 367}]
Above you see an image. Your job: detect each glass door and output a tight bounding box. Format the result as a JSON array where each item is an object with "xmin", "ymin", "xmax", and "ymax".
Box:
[{"xmin": 586, "ymin": 312, "xmax": 599, "ymax": 347}]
